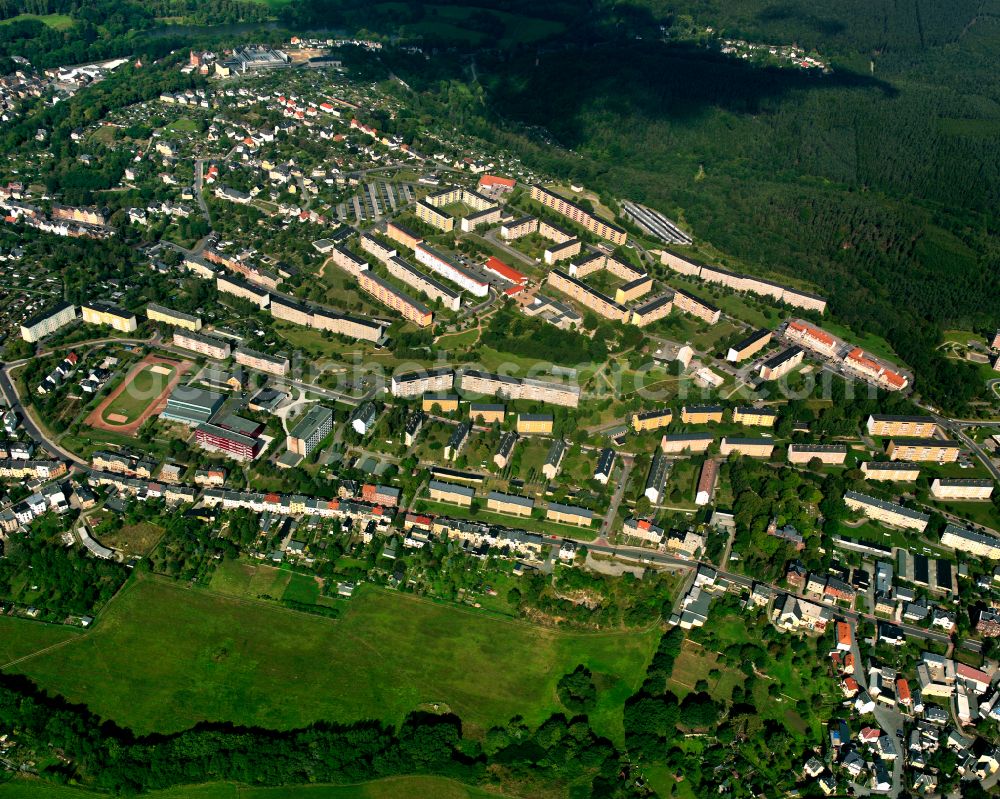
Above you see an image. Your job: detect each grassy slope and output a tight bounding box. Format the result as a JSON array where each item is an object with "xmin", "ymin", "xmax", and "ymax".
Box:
[
  {"xmin": 0, "ymin": 775, "xmax": 513, "ymax": 799},
  {"xmin": 0, "ymin": 13, "xmax": 74, "ymax": 30},
  {"xmin": 0, "ymin": 618, "xmax": 81, "ymax": 667},
  {"xmin": 7, "ymin": 575, "xmax": 656, "ymax": 741}
]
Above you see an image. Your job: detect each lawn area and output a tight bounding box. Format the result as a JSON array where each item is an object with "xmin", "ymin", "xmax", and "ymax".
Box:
[
  {"xmin": 0, "ymin": 617, "xmax": 81, "ymax": 667},
  {"xmin": 10, "ymin": 575, "xmax": 655, "ymax": 742},
  {"xmin": 208, "ymin": 559, "xmax": 291, "ymax": 600},
  {"xmin": 97, "ymin": 521, "xmax": 164, "ymax": 558},
  {"xmin": 100, "ymin": 363, "xmax": 176, "ymax": 424},
  {"xmin": 435, "ymin": 327, "xmax": 481, "ymax": 350},
  {"xmin": 164, "ymin": 117, "xmax": 199, "ymax": 133},
  {"xmin": 0, "ymin": 13, "xmax": 73, "ymax": 29},
  {"xmin": 0, "ymin": 776, "xmax": 512, "ymax": 799}
]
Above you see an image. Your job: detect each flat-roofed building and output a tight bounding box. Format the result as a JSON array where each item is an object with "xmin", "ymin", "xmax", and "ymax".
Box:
[
  {"xmin": 415, "ymin": 198, "xmax": 454, "ymax": 232},
  {"xmin": 358, "ymin": 270, "xmax": 433, "ymax": 327},
  {"xmin": 788, "ymin": 444, "xmax": 848, "ymax": 465},
  {"xmin": 20, "ymin": 302, "xmax": 76, "ymax": 343},
  {"xmin": 329, "ymin": 245, "xmax": 369, "ymax": 277},
  {"xmin": 428, "ymin": 479, "xmax": 474, "ymax": 507},
  {"xmin": 422, "ymin": 393, "xmax": 459, "ymax": 413},
  {"xmin": 81, "ymin": 300, "xmax": 137, "ymax": 332},
  {"xmin": 161, "ymin": 384, "xmax": 225, "ymax": 426},
  {"xmin": 939, "ymin": 524, "xmax": 1000, "ymax": 559},
  {"xmin": 234, "ymin": 347, "xmax": 290, "ymax": 377},
  {"xmin": 632, "ymin": 408, "xmax": 673, "ymax": 433},
  {"xmin": 727, "ymin": 328, "xmax": 771, "ymax": 363},
  {"xmin": 861, "ymin": 461, "xmax": 920, "ymax": 481},
  {"xmin": 615, "ymin": 275, "xmax": 654, "ymax": 305},
  {"xmin": 843, "ymin": 490, "xmax": 930, "ymax": 531},
  {"xmin": 172, "ymin": 330, "xmax": 231, "ymax": 360},
  {"xmin": 487, "ymin": 490, "xmax": 534, "ymax": 517},
  {"xmin": 930, "ymin": 478, "xmax": 993, "ymax": 501},
  {"xmin": 696, "ymin": 458, "xmax": 720, "ymax": 505},
  {"xmin": 629, "ymin": 293, "xmax": 674, "ymax": 327},
  {"xmin": 644, "ymin": 451, "xmax": 671, "ymax": 502},
  {"xmin": 759, "ymin": 346, "xmax": 804, "ymax": 381},
  {"xmin": 470, "ymin": 403, "xmax": 505, "ymax": 424},
  {"xmin": 461, "ymin": 205, "xmax": 502, "ymax": 232},
  {"xmin": 733, "ymin": 406, "xmax": 778, "ymax": 427},
  {"xmin": 661, "ymin": 432, "xmax": 713, "ymax": 454},
  {"xmin": 391, "ymin": 367, "xmax": 454, "ymax": 398},
  {"xmin": 501, "ymin": 215, "xmax": 538, "ymax": 241},
  {"xmin": 886, "ymin": 438, "xmax": 960, "ymax": 463},
  {"xmin": 460, "ymin": 370, "xmax": 580, "ymax": 408},
  {"xmin": 673, "ymin": 287, "xmax": 721, "ymax": 324},
  {"xmin": 529, "ymin": 185, "xmax": 627, "ymax": 245},
  {"xmin": 866, "ymin": 415, "xmax": 937, "ymax": 438},
  {"xmin": 216, "ymin": 274, "xmax": 270, "ymax": 308},
  {"xmin": 286, "ymin": 404, "xmax": 333, "ymax": 456},
  {"xmin": 386, "ymin": 256, "xmax": 461, "ymax": 311},
  {"xmin": 415, "ymin": 244, "xmax": 488, "ymax": 297},
  {"xmin": 385, "ymin": 220, "xmax": 423, "ymax": 250},
  {"xmin": 146, "ymin": 303, "xmax": 202, "ymax": 331},
  {"xmin": 547, "ymin": 502, "xmax": 595, "ymax": 527},
  {"xmin": 359, "ymin": 232, "xmax": 397, "ymax": 264},
  {"xmin": 681, "ymin": 405, "xmax": 724, "ymax": 424},
  {"xmin": 547, "ymin": 268, "xmax": 628, "ymax": 320},
  {"xmin": 493, "ymin": 430, "xmax": 518, "ymax": 468},
  {"xmin": 720, "ymin": 437, "xmax": 775, "ymax": 458},
  {"xmin": 195, "ymin": 422, "xmax": 263, "ymax": 461},
  {"xmin": 516, "ymin": 413, "xmax": 554, "ymax": 435},
  {"xmin": 544, "ymin": 238, "xmax": 582, "ymax": 265}
]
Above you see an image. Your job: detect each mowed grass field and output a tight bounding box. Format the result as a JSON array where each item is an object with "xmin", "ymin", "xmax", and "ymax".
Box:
[
  {"xmin": 0, "ymin": 775, "xmax": 513, "ymax": 799},
  {"xmin": 0, "ymin": 13, "xmax": 74, "ymax": 29},
  {"xmin": 8, "ymin": 575, "xmax": 656, "ymax": 741},
  {"xmin": 0, "ymin": 617, "xmax": 81, "ymax": 667},
  {"xmin": 100, "ymin": 363, "xmax": 175, "ymax": 424}
]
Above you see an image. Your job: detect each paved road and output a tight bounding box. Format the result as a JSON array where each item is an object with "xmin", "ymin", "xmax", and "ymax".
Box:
[
  {"xmin": 600, "ymin": 454, "xmax": 632, "ymax": 539},
  {"xmin": 0, "ymin": 366, "xmax": 86, "ymax": 466}
]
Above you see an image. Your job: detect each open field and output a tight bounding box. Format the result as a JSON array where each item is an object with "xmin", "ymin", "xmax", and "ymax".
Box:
[
  {"xmin": 86, "ymin": 355, "xmax": 189, "ymax": 436},
  {"xmin": 0, "ymin": 13, "xmax": 74, "ymax": 29},
  {"xmin": 8, "ymin": 575, "xmax": 656, "ymax": 741},
  {"xmin": 0, "ymin": 775, "xmax": 513, "ymax": 799},
  {"xmin": 96, "ymin": 520, "xmax": 165, "ymax": 558},
  {"xmin": 0, "ymin": 618, "xmax": 81, "ymax": 667}
]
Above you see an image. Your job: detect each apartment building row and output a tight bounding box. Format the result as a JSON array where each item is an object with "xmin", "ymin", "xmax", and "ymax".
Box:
[
  {"xmin": 146, "ymin": 303, "xmax": 202, "ymax": 331},
  {"xmin": 358, "ymin": 269, "xmax": 433, "ymax": 327},
  {"xmin": 843, "ymin": 347, "xmax": 908, "ymax": 391},
  {"xmin": 866, "ymin": 415, "xmax": 937, "ymax": 438},
  {"xmin": 81, "ymin": 301, "xmax": 137, "ymax": 333},
  {"xmin": 172, "ymin": 330, "xmax": 232, "ymax": 360},
  {"xmin": 414, "ymin": 243, "xmax": 489, "ymax": 298},
  {"xmin": 860, "ymin": 461, "xmax": 921, "ymax": 482},
  {"xmin": 385, "ymin": 220, "xmax": 424, "ymax": 251},
  {"xmin": 787, "ymin": 443, "xmax": 849, "ymax": 465},
  {"xmin": 547, "ymin": 269, "xmax": 629, "ymax": 321},
  {"xmin": 930, "ymin": 478, "xmax": 993, "ymax": 501},
  {"xmin": 659, "ymin": 249, "xmax": 827, "ymax": 313},
  {"xmin": 431, "ymin": 516, "xmax": 546, "ymax": 561},
  {"xmin": 939, "ymin": 524, "xmax": 1000, "ymax": 559},
  {"xmin": 529, "ymin": 185, "xmax": 627, "ymax": 245},
  {"xmin": 786, "ymin": 320, "xmax": 909, "ymax": 391},
  {"xmin": 20, "ymin": 301, "xmax": 77, "ymax": 343},
  {"xmin": 86, "ymin": 470, "xmax": 197, "ymax": 505},
  {"xmin": 843, "ymin": 490, "xmax": 930, "ymax": 532},
  {"xmin": 386, "ymin": 255, "xmax": 462, "ymax": 311},
  {"xmin": 672, "ymin": 287, "xmax": 721, "ymax": 325},
  {"xmin": 391, "ymin": 367, "xmax": 455, "ymax": 398},
  {"xmin": 270, "ymin": 294, "xmax": 386, "ymax": 343},
  {"xmin": 202, "ymin": 487, "xmax": 395, "ymax": 523},
  {"xmin": 234, "ymin": 346, "xmax": 290, "ymax": 377},
  {"xmin": 458, "ymin": 369, "xmax": 580, "ymax": 408},
  {"xmin": 0, "ymin": 459, "xmax": 67, "ymax": 480},
  {"xmin": 886, "ymin": 438, "xmax": 961, "ymax": 463},
  {"xmin": 727, "ymin": 328, "xmax": 772, "ymax": 363},
  {"xmin": 500, "ymin": 215, "xmax": 539, "ymax": 241},
  {"xmin": 203, "ymin": 248, "xmax": 284, "ymax": 292},
  {"xmin": 544, "ymin": 237, "xmax": 583, "ymax": 265}
]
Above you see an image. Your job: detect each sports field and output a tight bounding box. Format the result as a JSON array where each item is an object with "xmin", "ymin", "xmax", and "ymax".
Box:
[
  {"xmin": 7, "ymin": 575, "xmax": 656, "ymax": 741},
  {"xmin": 0, "ymin": 775, "xmax": 512, "ymax": 799},
  {"xmin": 100, "ymin": 363, "xmax": 175, "ymax": 424}
]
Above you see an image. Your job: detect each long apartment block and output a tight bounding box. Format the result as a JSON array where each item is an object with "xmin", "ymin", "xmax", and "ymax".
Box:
[
  {"xmin": 886, "ymin": 437, "xmax": 961, "ymax": 463},
  {"xmin": 172, "ymin": 330, "xmax": 232, "ymax": 360},
  {"xmin": 415, "ymin": 244, "xmax": 488, "ymax": 298},
  {"xmin": 547, "ymin": 269, "xmax": 629, "ymax": 321},
  {"xmin": 866, "ymin": 415, "xmax": 937, "ymax": 438},
  {"xmin": 391, "ymin": 368, "xmax": 455, "ymax": 398},
  {"xmin": 358, "ymin": 270, "xmax": 433, "ymax": 327},
  {"xmin": 459, "ymin": 369, "xmax": 580, "ymax": 408},
  {"xmin": 387, "ymin": 256, "xmax": 461, "ymax": 311},
  {"xmin": 671, "ymin": 287, "xmax": 720, "ymax": 324},
  {"xmin": 270, "ymin": 294, "xmax": 385, "ymax": 343},
  {"xmin": 529, "ymin": 184, "xmax": 627, "ymax": 245}
]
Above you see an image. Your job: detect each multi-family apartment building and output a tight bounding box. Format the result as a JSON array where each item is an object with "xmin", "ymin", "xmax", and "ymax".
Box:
[
  {"xmin": 358, "ymin": 270, "xmax": 433, "ymax": 327},
  {"xmin": 428, "ymin": 479, "xmax": 474, "ymax": 507},
  {"xmin": 516, "ymin": 413, "xmax": 554, "ymax": 435},
  {"xmin": 660, "ymin": 432, "xmax": 713, "ymax": 454},
  {"xmin": 445, "ymin": 421, "xmax": 471, "ymax": 462},
  {"xmin": 594, "ymin": 448, "xmax": 616, "ymax": 483},
  {"xmin": 329, "ymin": 245, "xmax": 369, "ymax": 277},
  {"xmin": 632, "ymin": 408, "xmax": 673, "ymax": 433},
  {"xmin": 866, "ymin": 415, "xmax": 937, "ymax": 438},
  {"xmin": 546, "ymin": 502, "xmax": 595, "ymax": 527},
  {"xmin": 784, "ymin": 320, "xmax": 837, "ymax": 357},
  {"xmin": 843, "ymin": 490, "xmax": 930, "ymax": 531},
  {"xmin": 629, "ymin": 293, "xmax": 674, "ymax": 327},
  {"xmin": 644, "ymin": 451, "xmax": 671, "ymax": 502},
  {"xmin": 696, "ymin": 459, "xmax": 720, "ymax": 505},
  {"xmin": 461, "ymin": 205, "xmax": 502, "ymax": 232},
  {"xmin": 886, "ymin": 438, "xmax": 961, "ymax": 463},
  {"xmin": 759, "ymin": 346, "xmax": 804, "ymax": 381},
  {"xmin": 470, "ymin": 403, "xmax": 505, "ymax": 424},
  {"xmin": 423, "ymin": 393, "xmax": 459, "ymax": 413},
  {"xmin": 930, "ymin": 478, "xmax": 994, "ymax": 501},
  {"xmin": 681, "ymin": 405, "xmax": 724, "ymax": 424},
  {"xmin": 385, "ymin": 221, "xmax": 423, "ymax": 251},
  {"xmin": 529, "ymin": 184, "xmax": 627, "ymax": 245},
  {"xmin": 204, "ymin": 248, "xmax": 281, "ymax": 291},
  {"xmin": 216, "ymin": 274, "xmax": 271, "ymax": 308},
  {"xmin": 359, "ymin": 232, "xmax": 397, "ymax": 264},
  {"xmin": 787, "ymin": 444, "xmax": 849, "ymax": 465},
  {"xmin": 732, "ymin": 406, "xmax": 778, "ymax": 427},
  {"xmin": 542, "ymin": 439, "xmax": 568, "ymax": 480},
  {"xmin": 234, "ymin": 346, "xmax": 290, "ymax": 377},
  {"xmin": 860, "ymin": 461, "xmax": 920, "ymax": 482},
  {"xmin": 538, "ymin": 219, "xmax": 574, "ymax": 243},
  {"xmin": 146, "ymin": 303, "xmax": 202, "ymax": 331},
  {"xmin": 0, "ymin": 459, "xmax": 66, "ymax": 480},
  {"xmin": 547, "ymin": 269, "xmax": 629, "ymax": 320},
  {"xmin": 81, "ymin": 301, "xmax": 137, "ymax": 332},
  {"xmin": 844, "ymin": 348, "xmax": 907, "ymax": 391},
  {"xmin": 544, "ymin": 238, "xmax": 582, "ymax": 265},
  {"xmin": 195, "ymin": 420, "xmax": 263, "ymax": 462},
  {"xmin": 286, "ymin": 404, "xmax": 333, "ymax": 457},
  {"xmin": 727, "ymin": 328, "xmax": 772, "ymax": 362},
  {"xmin": 720, "ymin": 437, "xmax": 775, "ymax": 458},
  {"xmin": 493, "ymin": 430, "xmax": 518, "ymax": 468},
  {"xmin": 672, "ymin": 288, "xmax": 721, "ymax": 325},
  {"xmin": 271, "ymin": 296, "xmax": 385, "ymax": 343},
  {"xmin": 386, "ymin": 256, "xmax": 462, "ymax": 311},
  {"xmin": 459, "ymin": 370, "xmax": 580, "ymax": 408},
  {"xmin": 172, "ymin": 330, "xmax": 231, "ymax": 360},
  {"xmin": 500, "ymin": 215, "xmax": 538, "ymax": 241},
  {"xmin": 487, "ymin": 491, "xmax": 534, "ymax": 517},
  {"xmin": 20, "ymin": 302, "xmax": 76, "ymax": 343},
  {"xmin": 414, "ymin": 243, "xmax": 489, "ymax": 297},
  {"xmin": 939, "ymin": 524, "xmax": 1000, "ymax": 559},
  {"xmin": 415, "ymin": 198, "xmax": 454, "ymax": 232},
  {"xmin": 390, "ymin": 367, "xmax": 454, "ymax": 398},
  {"xmin": 615, "ymin": 275, "xmax": 654, "ymax": 304}
]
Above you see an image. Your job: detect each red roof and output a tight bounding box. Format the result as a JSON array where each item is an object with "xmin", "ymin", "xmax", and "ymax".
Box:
[
  {"xmin": 789, "ymin": 319, "xmax": 835, "ymax": 346},
  {"xmin": 836, "ymin": 621, "xmax": 852, "ymax": 646},
  {"xmin": 265, "ymin": 493, "xmax": 280, "ymax": 503},
  {"xmin": 479, "ymin": 174, "xmax": 516, "ymax": 188},
  {"xmin": 956, "ymin": 663, "xmax": 990, "ymax": 683},
  {"xmin": 896, "ymin": 678, "xmax": 911, "ymax": 702},
  {"xmin": 485, "ymin": 256, "xmax": 525, "ymax": 284},
  {"xmin": 843, "ymin": 676, "xmax": 858, "ymax": 691},
  {"xmin": 847, "ymin": 347, "xmax": 880, "ymax": 371},
  {"xmin": 503, "ymin": 284, "xmax": 525, "ymax": 296},
  {"xmin": 637, "ymin": 519, "xmax": 651, "ymax": 530}
]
